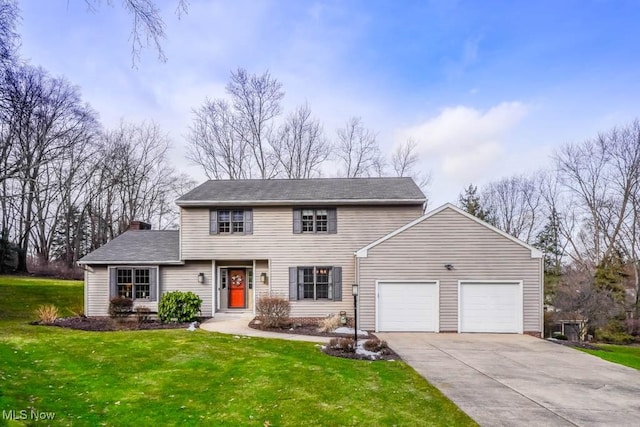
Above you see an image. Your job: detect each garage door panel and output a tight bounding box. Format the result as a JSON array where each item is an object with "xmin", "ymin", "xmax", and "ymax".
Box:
[
  {"xmin": 460, "ymin": 282, "xmax": 521, "ymax": 333},
  {"xmin": 377, "ymin": 282, "xmax": 438, "ymax": 332}
]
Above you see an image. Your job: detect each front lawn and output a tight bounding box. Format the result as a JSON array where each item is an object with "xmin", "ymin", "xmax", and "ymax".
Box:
[
  {"xmin": 0, "ymin": 275, "xmax": 475, "ymax": 426},
  {"xmin": 578, "ymin": 344, "xmax": 640, "ymax": 370}
]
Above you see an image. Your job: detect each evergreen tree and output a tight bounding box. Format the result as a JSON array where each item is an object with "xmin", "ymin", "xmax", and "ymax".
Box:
[
  {"xmin": 458, "ymin": 184, "xmax": 493, "ymax": 223},
  {"xmin": 535, "ymin": 208, "xmax": 563, "ymax": 276}
]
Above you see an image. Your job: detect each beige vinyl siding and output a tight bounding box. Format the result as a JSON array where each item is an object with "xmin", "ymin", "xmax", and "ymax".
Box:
[
  {"xmin": 181, "ymin": 205, "xmax": 422, "ymax": 317},
  {"xmin": 85, "ymin": 261, "xmax": 213, "ymax": 316},
  {"xmin": 255, "ymin": 260, "xmax": 269, "ymax": 300},
  {"xmin": 358, "ymin": 207, "xmax": 542, "ymax": 332},
  {"xmin": 85, "ymin": 265, "xmax": 109, "ymax": 316},
  {"xmin": 161, "ymin": 261, "xmax": 213, "ymax": 316}
]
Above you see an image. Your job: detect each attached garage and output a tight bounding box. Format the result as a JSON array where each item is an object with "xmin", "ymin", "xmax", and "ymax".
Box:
[
  {"xmin": 356, "ymin": 203, "xmax": 544, "ymax": 336},
  {"xmin": 458, "ymin": 281, "xmax": 523, "ymax": 333},
  {"xmin": 377, "ymin": 281, "xmax": 439, "ymax": 332}
]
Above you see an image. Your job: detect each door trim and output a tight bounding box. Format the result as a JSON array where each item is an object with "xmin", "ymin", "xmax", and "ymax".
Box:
[
  {"xmin": 216, "ymin": 265, "xmax": 253, "ymax": 311},
  {"xmin": 457, "ymin": 280, "xmax": 524, "ymax": 334},
  {"xmin": 375, "ymin": 280, "xmax": 440, "ymax": 332}
]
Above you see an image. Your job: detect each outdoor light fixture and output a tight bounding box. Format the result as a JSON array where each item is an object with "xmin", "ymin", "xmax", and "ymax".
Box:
[
  {"xmin": 352, "ymin": 284, "xmax": 359, "ymax": 346},
  {"xmin": 260, "ymin": 272, "xmax": 268, "ymax": 284},
  {"xmin": 445, "ymin": 264, "xmax": 454, "ymax": 271},
  {"xmin": 197, "ymin": 272, "xmax": 205, "ymax": 284}
]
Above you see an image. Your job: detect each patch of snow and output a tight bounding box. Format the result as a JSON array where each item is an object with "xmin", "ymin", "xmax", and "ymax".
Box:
[{"xmin": 334, "ymin": 327, "xmax": 369, "ymax": 336}]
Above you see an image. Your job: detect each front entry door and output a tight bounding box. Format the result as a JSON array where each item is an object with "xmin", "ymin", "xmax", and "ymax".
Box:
[{"xmin": 228, "ymin": 269, "xmax": 246, "ymax": 308}]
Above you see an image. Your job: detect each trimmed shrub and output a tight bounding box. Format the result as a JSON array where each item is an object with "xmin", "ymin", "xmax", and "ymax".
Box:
[
  {"xmin": 363, "ymin": 339, "xmax": 388, "ymax": 352},
  {"xmin": 552, "ymin": 333, "xmax": 568, "ymax": 340},
  {"xmin": 158, "ymin": 291, "xmax": 202, "ymax": 323},
  {"xmin": 35, "ymin": 304, "xmax": 59, "ymax": 323},
  {"xmin": 255, "ymin": 296, "xmax": 290, "ymax": 328},
  {"xmin": 596, "ymin": 330, "xmax": 635, "ymax": 344},
  {"xmin": 317, "ymin": 314, "xmax": 341, "ymax": 333},
  {"xmin": 109, "ymin": 296, "xmax": 133, "ymax": 318},
  {"xmin": 329, "ymin": 337, "xmax": 355, "ymax": 353}
]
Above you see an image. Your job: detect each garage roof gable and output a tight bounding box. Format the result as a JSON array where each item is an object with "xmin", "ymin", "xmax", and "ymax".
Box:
[{"xmin": 355, "ymin": 203, "xmax": 543, "ymax": 259}]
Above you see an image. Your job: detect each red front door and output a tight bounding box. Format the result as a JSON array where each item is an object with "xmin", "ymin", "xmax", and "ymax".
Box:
[{"xmin": 228, "ymin": 269, "xmax": 246, "ymax": 308}]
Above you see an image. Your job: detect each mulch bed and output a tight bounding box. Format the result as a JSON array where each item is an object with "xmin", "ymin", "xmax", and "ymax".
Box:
[
  {"xmin": 249, "ymin": 317, "xmax": 401, "ymax": 361},
  {"xmin": 34, "ymin": 316, "xmax": 193, "ymax": 332},
  {"xmin": 248, "ymin": 317, "xmax": 370, "ymax": 338}
]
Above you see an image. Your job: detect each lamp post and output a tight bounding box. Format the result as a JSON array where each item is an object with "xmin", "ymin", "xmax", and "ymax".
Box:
[{"xmin": 352, "ymin": 284, "xmax": 359, "ymax": 347}]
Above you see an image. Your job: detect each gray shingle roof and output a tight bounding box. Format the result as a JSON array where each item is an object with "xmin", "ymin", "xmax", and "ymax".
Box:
[
  {"xmin": 176, "ymin": 177, "xmax": 426, "ymax": 206},
  {"xmin": 77, "ymin": 230, "xmax": 180, "ymax": 264}
]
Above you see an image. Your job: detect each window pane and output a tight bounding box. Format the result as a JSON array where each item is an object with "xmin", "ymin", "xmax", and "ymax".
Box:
[
  {"xmin": 303, "ymin": 267, "xmax": 314, "ymax": 299},
  {"xmin": 135, "ymin": 269, "xmax": 150, "ymax": 299},
  {"xmin": 117, "ymin": 268, "xmax": 132, "ymax": 298},
  {"xmin": 218, "ymin": 210, "xmax": 230, "ymax": 233},
  {"xmin": 316, "ymin": 267, "xmax": 330, "ymax": 299},
  {"xmin": 302, "ymin": 209, "xmax": 314, "ymax": 232},
  {"xmin": 315, "ymin": 209, "xmax": 328, "ymax": 232},
  {"xmin": 232, "ymin": 210, "xmax": 244, "ymax": 233}
]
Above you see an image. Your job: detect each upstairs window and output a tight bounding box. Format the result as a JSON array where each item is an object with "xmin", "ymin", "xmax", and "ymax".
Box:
[
  {"xmin": 293, "ymin": 208, "xmax": 336, "ymax": 234},
  {"xmin": 210, "ymin": 209, "xmax": 253, "ymax": 235}
]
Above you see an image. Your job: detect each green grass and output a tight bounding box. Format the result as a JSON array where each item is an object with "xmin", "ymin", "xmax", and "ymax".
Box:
[
  {"xmin": 0, "ymin": 275, "xmax": 475, "ymax": 426},
  {"xmin": 579, "ymin": 344, "xmax": 640, "ymax": 370}
]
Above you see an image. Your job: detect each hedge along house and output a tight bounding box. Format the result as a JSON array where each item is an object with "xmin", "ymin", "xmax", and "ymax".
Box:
[{"xmin": 78, "ymin": 178, "xmax": 543, "ymax": 336}]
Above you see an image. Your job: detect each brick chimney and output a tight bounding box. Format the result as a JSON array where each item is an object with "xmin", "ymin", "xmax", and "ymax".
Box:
[{"xmin": 129, "ymin": 221, "xmax": 152, "ymax": 230}]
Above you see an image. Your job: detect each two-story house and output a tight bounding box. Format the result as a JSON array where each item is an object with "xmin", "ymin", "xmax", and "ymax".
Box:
[{"xmin": 79, "ymin": 177, "xmax": 543, "ymax": 335}]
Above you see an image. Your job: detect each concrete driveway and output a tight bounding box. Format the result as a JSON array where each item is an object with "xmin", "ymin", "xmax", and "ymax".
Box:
[{"xmin": 377, "ymin": 333, "xmax": 640, "ymax": 427}]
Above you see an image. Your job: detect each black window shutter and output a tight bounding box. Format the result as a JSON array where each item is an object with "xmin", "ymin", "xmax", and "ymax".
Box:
[
  {"xmin": 292, "ymin": 209, "xmax": 302, "ymax": 234},
  {"xmin": 109, "ymin": 267, "xmax": 117, "ymax": 298},
  {"xmin": 288, "ymin": 267, "xmax": 298, "ymax": 300},
  {"xmin": 333, "ymin": 266, "xmax": 342, "ymax": 301},
  {"xmin": 328, "ymin": 208, "xmax": 337, "ymax": 234},
  {"xmin": 297, "ymin": 268, "xmax": 304, "ymax": 300},
  {"xmin": 149, "ymin": 267, "xmax": 158, "ymax": 301},
  {"xmin": 210, "ymin": 210, "xmax": 218, "ymax": 234},
  {"xmin": 244, "ymin": 209, "xmax": 253, "ymax": 234}
]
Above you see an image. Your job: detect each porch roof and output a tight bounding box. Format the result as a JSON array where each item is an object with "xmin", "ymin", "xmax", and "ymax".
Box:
[{"xmin": 77, "ymin": 230, "xmax": 181, "ymax": 265}]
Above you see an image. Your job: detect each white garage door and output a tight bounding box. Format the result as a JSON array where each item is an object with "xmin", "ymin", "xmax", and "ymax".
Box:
[
  {"xmin": 459, "ymin": 281, "xmax": 522, "ymax": 333},
  {"xmin": 377, "ymin": 281, "xmax": 438, "ymax": 332}
]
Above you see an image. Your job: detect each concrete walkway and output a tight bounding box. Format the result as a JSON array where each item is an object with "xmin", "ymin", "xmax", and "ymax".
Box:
[
  {"xmin": 200, "ymin": 313, "xmax": 327, "ymax": 343},
  {"xmin": 377, "ymin": 333, "xmax": 640, "ymax": 427}
]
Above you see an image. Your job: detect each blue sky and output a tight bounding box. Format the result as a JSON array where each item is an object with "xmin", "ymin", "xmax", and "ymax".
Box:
[{"xmin": 17, "ymin": 0, "xmax": 640, "ymax": 206}]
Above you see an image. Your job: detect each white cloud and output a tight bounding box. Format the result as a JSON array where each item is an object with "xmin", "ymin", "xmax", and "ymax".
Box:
[{"xmin": 395, "ymin": 102, "xmax": 529, "ymax": 205}]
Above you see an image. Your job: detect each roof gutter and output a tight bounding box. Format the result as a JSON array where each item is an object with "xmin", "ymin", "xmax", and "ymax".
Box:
[
  {"xmin": 77, "ymin": 260, "xmax": 185, "ymax": 266},
  {"xmin": 175, "ymin": 198, "xmax": 427, "ymax": 207}
]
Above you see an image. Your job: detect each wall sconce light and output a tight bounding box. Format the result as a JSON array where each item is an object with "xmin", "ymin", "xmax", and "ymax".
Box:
[
  {"xmin": 444, "ymin": 264, "xmax": 454, "ymax": 271},
  {"xmin": 197, "ymin": 272, "xmax": 205, "ymax": 284},
  {"xmin": 260, "ymin": 272, "xmax": 268, "ymax": 284}
]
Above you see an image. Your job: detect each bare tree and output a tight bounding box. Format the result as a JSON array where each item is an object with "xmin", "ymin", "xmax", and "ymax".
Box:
[
  {"xmin": 0, "ymin": 0, "xmax": 18, "ymax": 66},
  {"xmin": 227, "ymin": 68, "xmax": 283, "ymax": 178},
  {"xmin": 85, "ymin": 0, "xmax": 189, "ymax": 65},
  {"xmin": 552, "ymin": 266, "xmax": 624, "ymax": 338},
  {"xmin": 481, "ymin": 174, "xmax": 542, "ymax": 243},
  {"xmin": 390, "ymin": 138, "xmax": 431, "ymax": 203},
  {"xmin": 187, "ymin": 99, "xmax": 249, "ymax": 179},
  {"xmin": 188, "ymin": 68, "xmax": 284, "ymax": 179},
  {"xmin": 0, "ymin": 65, "xmax": 99, "ymax": 272},
  {"xmin": 273, "ymin": 103, "xmax": 330, "ymax": 178},
  {"xmin": 335, "ymin": 117, "xmax": 383, "ymax": 178}
]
